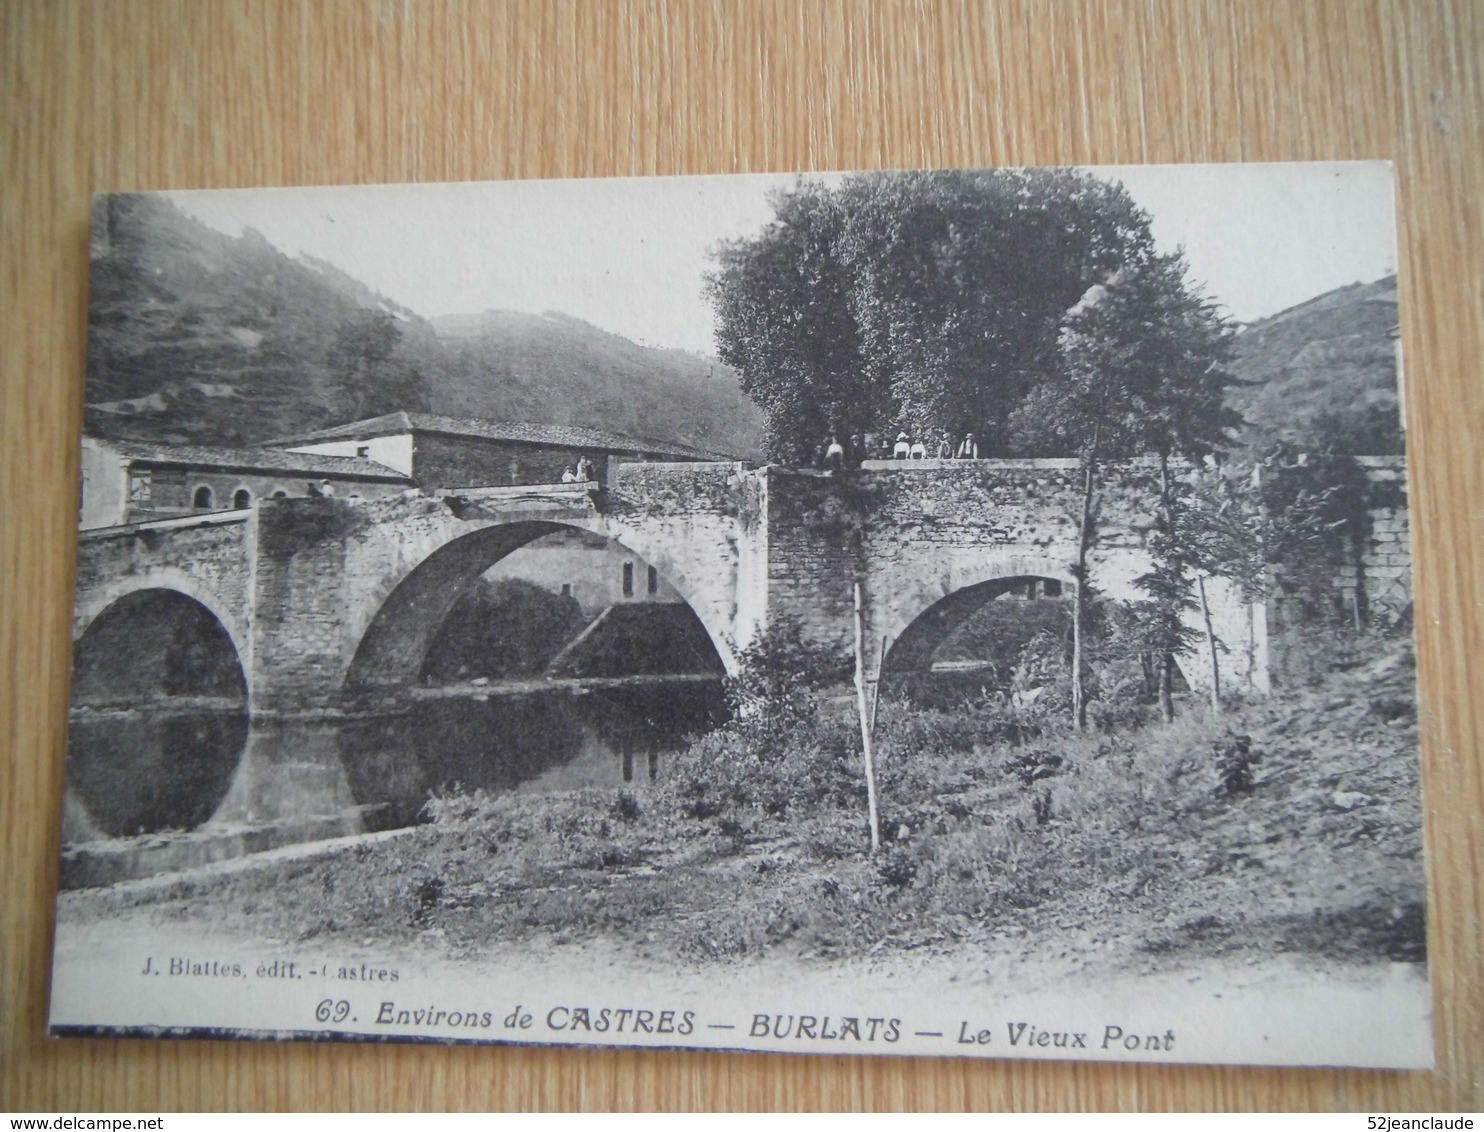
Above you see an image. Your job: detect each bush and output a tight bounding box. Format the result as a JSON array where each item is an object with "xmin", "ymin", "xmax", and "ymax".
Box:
[
  {"xmin": 664, "ymin": 703, "xmax": 865, "ymax": 819},
  {"xmin": 877, "ymin": 849, "xmax": 919, "ymax": 888},
  {"xmin": 723, "ymin": 622, "xmax": 853, "ymax": 745},
  {"xmin": 1213, "ymin": 734, "xmax": 1260, "ymax": 796}
]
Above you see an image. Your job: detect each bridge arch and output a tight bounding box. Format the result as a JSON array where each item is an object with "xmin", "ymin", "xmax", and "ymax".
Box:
[
  {"xmin": 877, "ymin": 552, "xmax": 1204, "ymax": 694},
  {"xmin": 873, "ymin": 552, "xmax": 1079, "ymax": 669},
  {"xmin": 73, "ymin": 574, "xmax": 251, "ymax": 697},
  {"xmin": 344, "ymin": 518, "xmax": 733, "ymax": 692},
  {"xmin": 68, "ymin": 587, "xmax": 250, "ymax": 836},
  {"xmin": 883, "ymin": 571, "xmax": 1074, "ymax": 675}
]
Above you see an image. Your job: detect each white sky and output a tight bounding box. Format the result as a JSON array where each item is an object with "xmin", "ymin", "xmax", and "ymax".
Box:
[{"xmin": 164, "ymin": 162, "xmax": 1396, "ymax": 358}]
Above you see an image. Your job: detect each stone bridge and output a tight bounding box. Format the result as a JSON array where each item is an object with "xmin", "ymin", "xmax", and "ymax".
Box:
[{"xmin": 72, "ymin": 459, "xmax": 1272, "ymax": 716}]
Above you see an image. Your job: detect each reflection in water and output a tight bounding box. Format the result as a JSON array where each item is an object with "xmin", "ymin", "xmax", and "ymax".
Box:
[
  {"xmin": 67, "ymin": 711, "xmax": 249, "ymax": 837},
  {"xmin": 64, "ymin": 680, "xmax": 725, "ymax": 844},
  {"xmin": 341, "ymin": 682, "xmax": 725, "ymax": 830}
]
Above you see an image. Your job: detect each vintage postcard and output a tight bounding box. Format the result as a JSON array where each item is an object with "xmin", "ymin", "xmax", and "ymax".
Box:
[{"xmin": 50, "ymin": 163, "xmax": 1429, "ymax": 1067}]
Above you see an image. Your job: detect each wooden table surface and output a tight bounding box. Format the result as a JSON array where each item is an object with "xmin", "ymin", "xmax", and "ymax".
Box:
[{"xmin": 3, "ymin": 0, "xmax": 1481, "ymax": 1112}]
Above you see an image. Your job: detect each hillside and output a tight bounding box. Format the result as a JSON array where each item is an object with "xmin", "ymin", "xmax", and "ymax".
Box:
[
  {"xmin": 424, "ymin": 310, "xmax": 764, "ymax": 459},
  {"xmin": 85, "ymin": 194, "xmax": 435, "ymax": 446},
  {"xmin": 83, "ymin": 195, "xmax": 764, "ymax": 458},
  {"xmin": 1227, "ymin": 275, "xmax": 1403, "ymax": 454},
  {"xmin": 85, "ymin": 193, "xmax": 1394, "ymax": 464}
]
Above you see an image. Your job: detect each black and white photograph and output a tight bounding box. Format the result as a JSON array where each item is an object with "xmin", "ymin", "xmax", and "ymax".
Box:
[{"xmin": 49, "ymin": 162, "xmax": 1428, "ymax": 1068}]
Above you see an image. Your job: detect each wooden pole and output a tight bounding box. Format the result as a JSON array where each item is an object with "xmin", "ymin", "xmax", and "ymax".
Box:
[
  {"xmin": 870, "ymin": 634, "xmax": 887, "ymax": 733},
  {"xmin": 1197, "ymin": 573, "xmax": 1222, "ymax": 714},
  {"xmin": 854, "ymin": 582, "xmax": 881, "ymax": 853}
]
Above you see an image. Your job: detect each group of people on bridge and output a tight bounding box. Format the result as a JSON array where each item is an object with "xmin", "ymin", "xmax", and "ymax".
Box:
[
  {"xmin": 560, "ymin": 455, "xmax": 596, "ymax": 483},
  {"xmin": 815, "ymin": 429, "xmax": 980, "ymax": 472}
]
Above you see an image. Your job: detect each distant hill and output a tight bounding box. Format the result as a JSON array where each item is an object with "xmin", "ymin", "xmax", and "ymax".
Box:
[
  {"xmin": 424, "ymin": 310, "xmax": 763, "ymax": 459},
  {"xmin": 1226, "ymin": 275, "xmax": 1403, "ymax": 454},
  {"xmin": 83, "ymin": 194, "xmax": 765, "ymax": 458}
]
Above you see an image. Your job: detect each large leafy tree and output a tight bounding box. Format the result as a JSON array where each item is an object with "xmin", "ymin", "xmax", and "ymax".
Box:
[
  {"xmin": 705, "ymin": 182, "xmax": 871, "ymax": 463},
  {"xmin": 706, "ymin": 169, "xmax": 1155, "ymax": 460},
  {"xmin": 709, "ymin": 171, "xmax": 1242, "ymax": 726}
]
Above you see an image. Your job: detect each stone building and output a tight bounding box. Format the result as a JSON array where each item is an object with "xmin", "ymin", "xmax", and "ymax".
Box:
[
  {"xmin": 265, "ymin": 411, "xmax": 728, "ymax": 489},
  {"xmin": 79, "ymin": 437, "xmax": 411, "ymax": 530}
]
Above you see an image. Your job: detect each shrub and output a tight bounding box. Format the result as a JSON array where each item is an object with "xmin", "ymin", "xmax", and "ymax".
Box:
[
  {"xmin": 877, "ymin": 848, "xmax": 919, "ymax": 888},
  {"xmin": 663, "ymin": 703, "xmax": 865, "ymax": 819},
  {"xmin": 723, "ymin": 621, "xmax": 853, "ymax": 746},
  {"xmin": 1213, "ymin": 733, "xmax": 1260, "ymax": 797}
]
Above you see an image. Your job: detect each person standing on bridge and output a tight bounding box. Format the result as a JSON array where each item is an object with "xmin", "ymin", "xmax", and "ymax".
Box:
[
  {"xmin": 936, "ymin": 430, "xmax": 954, "ymax": 459},
  {"xmin": 893, "ymin": 432, "xmax": 911, "ymax": 459},
  {"xmin": 561, "ymin": 465, "xmax": 577, "ymax": 483},
  {"xmin": 576, "ymin": 455, "xmax": 594, "ymax": 482},
  {"xmin": 824, "ymin": 435, "xmax": 846, "ymax": 472},
  {"xmin": 956, "ymin": 432, "xmax": 979, "ymax": 459}
]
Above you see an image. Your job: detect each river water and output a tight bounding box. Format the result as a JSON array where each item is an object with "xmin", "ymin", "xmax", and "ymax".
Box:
[{"xmin": 63, "ymin": 680, "xmax": 725, "ymax": 845}]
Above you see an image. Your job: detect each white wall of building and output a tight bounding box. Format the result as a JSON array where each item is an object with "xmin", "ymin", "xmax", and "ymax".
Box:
[
  {"xmin": 284, "ymin": 433, "xmax": 415, "ymax": 476},
  {"xmin": 480, "ymin": 528, "xmax": 683, "ymax": 616},
  {"xmin": 79, "ymin": 439, "xmax": 128, "ymax": 530}
]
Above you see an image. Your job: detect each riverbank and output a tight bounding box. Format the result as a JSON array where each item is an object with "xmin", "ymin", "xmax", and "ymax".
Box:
[{"xmin": 60, "ymin": 633, "xmax": 1425, "ymax": 984}]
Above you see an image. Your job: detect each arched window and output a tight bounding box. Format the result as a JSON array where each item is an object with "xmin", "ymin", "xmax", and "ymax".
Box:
[
  {"xmin": 232, "ymin": 488, "xmax": 252, "ymax": 509},
  {"xmin": 270, "ymin": 489, "xmax": 288, "ymax": 499},
  {"xmin": 192, "ymin": 485, "xmax": 214, "ymax": 509}
]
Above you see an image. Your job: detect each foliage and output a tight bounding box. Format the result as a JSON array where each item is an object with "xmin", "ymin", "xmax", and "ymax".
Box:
[
  {"xmin": 1009, "ymin": 628, "xmax": 1075, "ymax": 713},
  {"xmin": 1212, "ymin": 734, "xmax": 1261, "ymax": 797},
  {"xmin": 1180, "ymin": 466, "xmax": 1269, "ymax": 603},
  {"xmin": 667, "ymin": 708, "xmax": 865, "ymax": 820},
  {"xmin": 1257, "ymin": 448, "xmax": 1375, "ymax": 620},
  {"xmin": 705, "ymin": 182, "xmax": 872, "ymax": 463},
  {"xmin": 1009, "ymin": 253, "xmax": 1240, "ymax": 463},
  {"xmin": 721, "ymin": 621, "xmax": 853, "ymax": 745},
  {"xmin": 421, "ymin": 577, "xmax": 588, "ymax": 682},
  {"xmin": 707, "ymin": 169, "xmax": 1158, "ymax": 460},
  {"xmin": 622, "ymin": 622, "xmax": 868, "ymax": 823},
  {"xmin": 327, "ymin": 309, "xmax": 427, "ymax": 422},
  {"xmin": 1004, "ymin": 254, "xmax": 1239, "ymax": 726}
]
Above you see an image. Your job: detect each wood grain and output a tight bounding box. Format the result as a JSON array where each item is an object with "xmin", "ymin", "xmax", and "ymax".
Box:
[{"xmin": 2, "ymin": 0, "xmax": 1480, "ymax": 1111}]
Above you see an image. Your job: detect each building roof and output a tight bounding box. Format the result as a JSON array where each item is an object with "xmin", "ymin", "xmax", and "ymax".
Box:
[
  {"xmin": 95, "ymin": 439, "xmax": 412, "ymax": 481},
  {"xmin": 265, "ymin": 412, "xmax": 730, "ymax": 461}
]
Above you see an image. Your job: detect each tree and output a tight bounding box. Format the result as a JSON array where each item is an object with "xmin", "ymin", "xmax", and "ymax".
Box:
[
  {"xmin": 326, "ymin": 309, "xmax": 426, "ymax": 422},
  {"xmin": 421, "ymin": 578, "xmax": 587, "ymax": 682},
  {"xmin": 705, "ymin": 182, "xmax": 872, "ymax": 462},
  {"xmin": 706, "ymin": 169, "xmax": 1156, "ymax": 460},
  {"xmin": 1130, "ymin": 546, "xmax": 1205, "ymax": 722},
  {"xmin": 1010, "ymin": 252, "xmax": 1241, "ymax": 726},
  {"xmin": 709, "ymin": 172, "xmax": 1241, "ymax": 727},
  {"xmin": 1176, "ymin": 467, "xmax": 1269, "ymax": 709}
]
